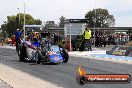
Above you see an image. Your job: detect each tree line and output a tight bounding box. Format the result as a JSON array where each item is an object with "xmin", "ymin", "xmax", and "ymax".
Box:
[
  {"xmin": 1, "ymin": 13, "xmax": 42, "ymax": 36},
  {"xmin": 1, "ymin": 8, "xmax": 115, "ymax": 37}
]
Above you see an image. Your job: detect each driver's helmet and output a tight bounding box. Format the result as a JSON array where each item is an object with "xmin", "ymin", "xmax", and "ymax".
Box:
[
  {"xmin": 41, "ymin": 38, "xmax": 51, "ymax": 50},
  {"xmin": 33, "ymin": 37, "xmax": 38, "ymax": 42}
]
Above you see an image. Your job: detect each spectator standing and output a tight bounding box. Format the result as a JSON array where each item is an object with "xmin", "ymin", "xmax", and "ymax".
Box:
[
  {"xmin": 11, "ymin": 35, "xmax": 16, "ymax": 46},
  {"xmin": 54, "ymin": 33, "xmax": 58, "ymax": 45},
  {"xmin": 95, "ymin": 31, "xmax": 99, "ymax": 47},
  {"xmin": 99, "ymin": 35, "xmax": 103, "ymax": 47},
  {"xmin": 123, "ymin": 35, "xmax": 126, "ymax": 44},
  {"xmin": 105, "ymin": 35, "xmax": 108, "ymax": 45},
  {"xmin": 126, "ymin": 35, "xmax": 130, "ymax": 43},
  {"xmin": 102, "ymin": 35, "xmax": 107, "ymax": 47},
  {"xmin": 114, "ymin": 34, "xmax": 118, "ymax": 46},
  {"xmin": 130, "ymin": 35, "xmax": 132, "ymax": 41}
]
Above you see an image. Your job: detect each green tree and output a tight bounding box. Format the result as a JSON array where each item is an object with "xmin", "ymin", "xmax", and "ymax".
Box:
[
  {"xmin": 45, "ymin": 21, "xmax": 57, "ymax": 28},
  {"xmin": 16, "ymin": 13, "xmax": 36, "ymax": 29},
  {"xmin": 34, "ymin": 19, "xmax": 42, "ymax": 25},
  {"xmin": 1, "ymin": 13, "xmax": 42, "ymax": 37},
  {"xmin": 59, "ymin": 16, "xmax": 66, "ymax": 28},
  {"xmin": 6, "ymin": 15, "xmax": 16, "ymax": 36},
  {"xmin": 85, "ymin": 8, "xmax": 115, "ymax": 27},
  {"xmin": 1, "ymin": 23, "xmax": 7, "ymax": 32}
]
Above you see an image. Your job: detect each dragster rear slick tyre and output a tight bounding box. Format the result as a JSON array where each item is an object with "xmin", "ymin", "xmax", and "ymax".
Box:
[{"xmin": 19, "ymin": 45, "xmax": 26, "ymax": 62}]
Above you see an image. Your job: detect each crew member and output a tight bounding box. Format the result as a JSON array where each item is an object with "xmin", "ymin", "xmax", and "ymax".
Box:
[
  {"xmin": 14, "ymin": 29, "xmax": 22, "ymax": 52},
  {"xmin": 83, "ymin": 26, "xmax": 92, "ymax": 51}
]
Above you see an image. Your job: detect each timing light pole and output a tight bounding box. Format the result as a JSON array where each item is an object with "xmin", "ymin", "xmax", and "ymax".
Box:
[
  {"xmin": 70, "ymin": 23, "xmax": 72, "ymax": 51},
  {"xmin": 94, "ymin": 4, "xmax": 96, "ymax": 47},
  {"xmin": 18, "ymin": 8, "xmax": 20, "ymax": 28},
  {"xmin": 23, "ymin": 3, "xmax": 26, "ymax": 40}
]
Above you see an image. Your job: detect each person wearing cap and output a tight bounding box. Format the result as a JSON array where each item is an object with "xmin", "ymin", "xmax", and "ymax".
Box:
[
  {"xmin": 14, "ymin": 29, "xmax": 22, "ymax": 52},
  {"xmin": 83, "ymin": 26, "xmax": 92, "ymax": 51}
]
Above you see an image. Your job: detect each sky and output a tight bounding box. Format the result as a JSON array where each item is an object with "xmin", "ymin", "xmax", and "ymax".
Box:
[{"xmin": 0, "ymin": 0, "xmax": 132, "ymax": 27}]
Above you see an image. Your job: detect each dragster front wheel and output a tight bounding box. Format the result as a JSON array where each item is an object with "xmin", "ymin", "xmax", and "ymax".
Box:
[{"xmin": 62, "ymin": 49, "xmax": 69, "ymax": 63}]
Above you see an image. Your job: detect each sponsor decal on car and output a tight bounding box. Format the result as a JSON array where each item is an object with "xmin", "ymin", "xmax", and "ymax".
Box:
[
  {"xmin": 54, "ymin": 56, "xmax": 60, "ymax": 60},
  {"xmin": 50, "ymin": 54, "xmax": 63, "ymax": 63}
]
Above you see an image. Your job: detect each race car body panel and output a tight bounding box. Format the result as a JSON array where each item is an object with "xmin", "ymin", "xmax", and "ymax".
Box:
[
  {"xmin": 23, "ymin": 41, "xmax": 38, "ymax": 60},
  {"xmin": 26, "ymin": 47, "xmax": 36, "ymax": 60}
]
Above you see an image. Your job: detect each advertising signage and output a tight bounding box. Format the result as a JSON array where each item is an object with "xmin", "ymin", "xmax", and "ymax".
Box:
[{"xmin": 109, "ymin": 46, "xmax": 132, "ymax": 57}]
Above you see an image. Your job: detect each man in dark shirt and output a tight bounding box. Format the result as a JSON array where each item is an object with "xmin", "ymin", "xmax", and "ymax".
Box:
[
  {"xmin": 14, "ymin": 29, "xmax": 22, "ymax": 52},
  {"xmin": 54, "ymin": 33, "xmax": 58, "ymax": 45}
]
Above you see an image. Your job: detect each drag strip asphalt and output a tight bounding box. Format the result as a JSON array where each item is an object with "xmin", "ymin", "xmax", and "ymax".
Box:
[{"xmin": 0, "ymin": 48, "xmax": 132, "ymax": 88}]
